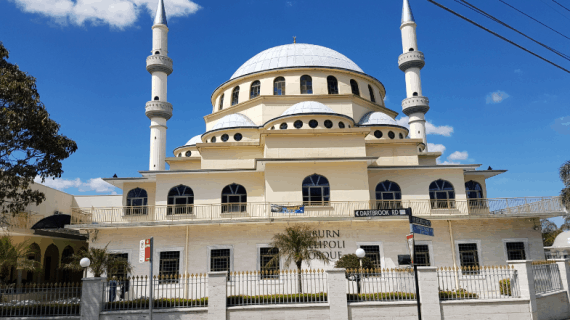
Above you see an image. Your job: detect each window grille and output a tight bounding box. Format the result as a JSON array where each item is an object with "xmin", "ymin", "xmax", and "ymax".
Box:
[
  {"xmin": 458, "ymin": 243, "xmax": 480, "ymax": 274},
  {"xmin": 327, "ymin": 76, "xmax": 338, "ymax": 94},
  {"xmin": 167, "ymin": 185, "xmax": 194, "ymax": 215},
  {"xmin": 506, "ymin": 242, "xmax": 526, "ymax": 260},
  {"xmin": 300, "ymin": 75, "xmax": 313, "ymax": 94},
  {"xmin": 360, "ymin": 245, "xmax": 381, "ymax": 269},
  {"xmin": 221, "ymin": 184, "xmax": 247, "ymax": 213},
  {"xmin": 260, "ymin": 247, "xmax": 279, "ymax": 279},
  {"xmin": 414, "ymin": 245, "xmax": 430, "ymax": 266},
  {"xmin": 159, "ymin": 251, "xmax": 180, "ymax": 282},
  {"xmin": 350, "ymin": 79, "xmax": 360, "ymax": 96},
  {"xmin": 375, "ymin": 180, "xmax": 402, "ymax": 209},
  {"xmin": 302, "ymin": 174, "xmax": 330, "ymax": 206},
  {"xmin": 250, "ymin": 80, "xmax": 260, "ymax": 99},
  {"xmin": 368, "ymin": 85, "xmax": 376, "ymax": 102},
  {"xmin": 211, "ymin": 249, "xmax": 231, "ymax": 280},
  {"xmin": 231, "ymin": 86, "xmax": 240, "ymax": 106},
  {"xmin": 429, "ymin": 179, "xmax": 455, "ymax": 209},
  {"xmin": 108, "ymin": 253, "xmax": 129, "ymax": 279},
  {"xmin": 126, "ymin": 188, "xmax": 148, "ymax": 215},
  {"xmin": 274, "ymin": 77, "xmax": 286, "ymax": 95}
]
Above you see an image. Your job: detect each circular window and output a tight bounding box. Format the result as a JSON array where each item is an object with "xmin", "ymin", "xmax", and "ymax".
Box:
[
  {"xmin": 234, "ymin": 133, "xmax": 242, "ymax": 141},
  {"xmin": 280, "ymin": 123, "xmax": 288, "ymax": 130},
  {"xmin": 294, "ymin": 120, "xmax": 303, "ymax": 129},
  {"xmin": 374, "ymin": 130, "xmax": 383, "ymax": 138},
  {"xmin": 211, "ymin": 136, "xmax": 217, "ymax": 143},
  {"xmin": 185, "ymin": 151, "xmax": 191, "ymax": 157},
  {"xmin": 324, "ymin": 120, "xmax": 333, "ymax": 128},
  {"xmin": 388, "ymin": 131, "xmax": 395, "ymax": 139},
  {"xmin": 309, "ymin": 120, "xmax": 318, "ymax": 128},
  {"xmin": 338, "ymin": 122, "xmax": 345, "ymax": 129},
  {"xmin": 221, "ymin": 134, "xmax": 229, "ymax": 142},
  {"xmin": 399, "ymin": 133, "xmax": 403, "ymax": 139}
]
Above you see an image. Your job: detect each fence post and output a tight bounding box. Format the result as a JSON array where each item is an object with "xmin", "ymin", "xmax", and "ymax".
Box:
[
  {"xmin": 208, "ymin": 271, "xmax": 227, "ymax": 320},
  {"xmin": 508, "ymin": 260, "xmax": 538, "ymax": 320},
  {"xmin": 552, "ymin": 259, "xmax": 570, "ymax": 303},
  {"xmin": 80, "ymin": 277, "xmax": 106, "ymax": 320},
  {"xmin": 416, "ymin": 266, "xmax": 442, "ymax": 320},
  {"xmin": 327, "ymin": 268, "xmax": 348, "ymax": 320}
]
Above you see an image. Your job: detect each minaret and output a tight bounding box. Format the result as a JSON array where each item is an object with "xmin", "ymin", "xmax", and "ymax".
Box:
[
  {"xmin": 146, "ymin": 0, "xmax": 173, "ymax": 170},
  {"xmin": 398, "ymin": 0, "xmax": 429, "ymax": 152}
]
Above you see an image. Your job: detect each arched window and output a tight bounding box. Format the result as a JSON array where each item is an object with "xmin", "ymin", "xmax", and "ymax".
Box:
[
  {"xmin": 168, "ymin": 185, "xmax": 194, "ymax": 215},
  {"xmin": 300, "ymin": 75, "xmax": 313, "ymax": 94},
  {"xmin": 61, "ymin": 246, "xmax": 74, "ymax": 280},
  {"xmin": 221, "ymin": 183, "xmax": 247, "ymax": 213},
  {"xmin": 350, "ymin": 79, "xmax": 360, "ymax": 96},
  {"xmin": 274, "ymin": 77, "xmax": 286, "ymax": 95},
  {"xmin": 27, "ymin": 243, "xmax": 41, "ymax": 282},
  {"xmin": 368, "ymin": 85, "xmax": 376, "ymax": 103},
  {"xmin": 375, "ymin": 180, "xmax": 402, "ymax": 209},
  {"xmin": 327, "ymin": 76, "xmax": 338, "ymax": 94},
  {"xmin": 302, "ymin": 174, "xmax": 330, "ymax": 206},
  {"xmin": 219, "ymin": 94, "xmax": 224, "ymax": 110},
  {"xmin": 429, "ymin": 179, "xmax": 455, "ymax": 209},
  {"xmin": 231, "ymin": 86, "xmax": 240, "ymax": 106},
  {"xmin": 126, "ymin": 188, "xmax": 148, "ymax": 215},
  {"xmin": 250, "ymin": 80, "xmax": 261, "ymax": 99},
  {"xmin": 43, "ymin": 244, "xmax": 59, "ymax": 282},
  {"xmin": 465, "ymin": 180, "xmax": 485, "ymax": 209}
]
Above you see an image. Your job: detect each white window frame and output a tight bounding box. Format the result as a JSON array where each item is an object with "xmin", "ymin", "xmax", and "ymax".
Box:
[
  {"xmin": 155, "ymin": 247, "xmax": 184, "ymax": 277},
  {"xmin": 454, "ymin": 240, "xmax": 482, "ymax": 273},
  {"xmin": 356, "ymin": 242, "xmax": 385, "ymax": 269},
  {"xmin": 502, "ymin": 238, "xmax": 529, "ymax": 262},
  {"xmin": 414, "ymin": 240, "xmax": 434, "ymax": 266},
  {"xmin": 207, "ymin": 245, "xmax": 233, "ymax": 273}
]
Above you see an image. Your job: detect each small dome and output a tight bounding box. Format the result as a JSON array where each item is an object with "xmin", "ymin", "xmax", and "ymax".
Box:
[
  {"xmin": 281, "ymin": 101, "xmax": 336, "ymax": 116},
  {"xmin": 231, "ymin": 44, "xmax": 364, "ymax": 80},
  {"xmin": 552, "ymin": 231, "xmax": 570, "ymax": 248},
  {"xmin": 211, "ymin": 113, "xmax": 256, "ymax": 130},
  {"xmin": 358, "ymin": 112, "xmax": 398, "ymax": 126},
  {"xmin": 185, "ymin": 135, "xmax": 203, "ymax": 146}
]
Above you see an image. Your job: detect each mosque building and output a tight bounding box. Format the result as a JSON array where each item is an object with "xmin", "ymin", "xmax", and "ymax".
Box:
[{"xmin": 68, "ymin": 0, "xmax": 566, "ymax": 277}]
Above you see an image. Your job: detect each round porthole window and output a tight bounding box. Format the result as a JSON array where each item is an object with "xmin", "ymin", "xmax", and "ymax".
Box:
[
  {"xmin": 234, "ymin": 133, "xmax": 242, "ymax": 141},
  {"xmin": 185, "ymin": 151, "xmax": 191, "ymax": 157},
  {"xmin": 399, "ymin": 133, "xmax": 403, "ymax": 139},
  {"xmin": 388, "ymin": 131, "xmax": 395, "ymax": 139},
  {"xmin": 309, "ymin": 120, "xmax": 318, "ymax": 128},
  {"xmin": 374, "ymin": 130, "xmax": 383, "ymax": 138},
  {"xmin": 338, "ymin": 122, "xmax": 345, "ymax": 129},
  {"xmin": 221, "ymin": 134, "xmax": 229, "ymax": 142},
  {"xmin": 280, "ymin": 123, "xmax": 288, "ymax": 130},
  {"xmin": 294, "ymin": 120, "xmax": 303, "ymax": 129},
  {"xmin": 211, "ymin": 136, "xmax": 217, "ymax": 143},
  {"xmin": 324, "ymin": 120, "xmax": 333, "ymax": 128}
]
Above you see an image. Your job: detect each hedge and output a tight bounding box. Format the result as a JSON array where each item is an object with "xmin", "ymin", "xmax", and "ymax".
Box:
[
  {"xmin": 0, "ymin": 303, "xmax": 80, "ymax": 317},
  {"xmin": 347, "ymin": 292, "xmax": 416, "ymax": 301},
  {"xmin": 105, "ymin": 297, "xmax": 208, "ymax": 310},
  {"xmin": 439, "ymin": 288, "xmax": 479, "ymax": 300},
  {"xmin": 499, "ymin": 279, "xmax": 512, "ymax": 296},
  {"xmin": 227, "ymin": 292, "xmax": 327, "ymax": 305}
]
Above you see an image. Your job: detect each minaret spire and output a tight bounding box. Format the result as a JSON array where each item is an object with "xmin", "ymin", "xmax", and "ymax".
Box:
[
  {"xmin": 146, "ymin": 0, "xmax": 173, "ymax": 170},
  {"xmin": 398, "ymin": 0, "xmax": 429, "ymax": 152}
]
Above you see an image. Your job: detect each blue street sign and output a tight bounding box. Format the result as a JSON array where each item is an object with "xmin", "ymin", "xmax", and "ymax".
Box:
[{"xmin": 411, "ymin": 224, "xmax": 434, "ymax": 236}]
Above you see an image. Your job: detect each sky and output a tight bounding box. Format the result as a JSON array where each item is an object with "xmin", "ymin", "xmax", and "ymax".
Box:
[{"xmin": 1, "ymin": 0, "xmax": 569, "ymax": 212}]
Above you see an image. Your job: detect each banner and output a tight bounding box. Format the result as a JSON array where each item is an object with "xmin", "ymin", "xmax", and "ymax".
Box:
[{"xmin": 271, "ymin": 204, "xmax": 304, "ymax": 214}]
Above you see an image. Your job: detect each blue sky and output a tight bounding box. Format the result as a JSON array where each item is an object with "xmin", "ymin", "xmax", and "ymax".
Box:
[{"xmin": 1, "ymin": 0, "xmax": 568, "ymax": 207}]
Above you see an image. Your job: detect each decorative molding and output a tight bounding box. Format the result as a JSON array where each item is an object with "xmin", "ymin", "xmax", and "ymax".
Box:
[
  {"xmin": 401, "ymin": 96, "xmax": 430, "ymax": 116},
  {"xmin": 398, "ymin": 51, "xmax": 425, "ymax": 71},
  {"xmin": 145, "ymin": 101, "xmax": 173, "ymax": 120},
  {"xmin": 146, "ymin": 55, "xmax": 173, "ymax": 75}
]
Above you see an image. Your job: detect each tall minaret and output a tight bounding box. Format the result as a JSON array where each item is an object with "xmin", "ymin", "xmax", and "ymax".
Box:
[
  {"xmin": 146, "ymin": 0, "xmax": 173, "ymax": 170},
  {"xmin": 398, "ymin": 0, "xmax": 429, "ymax": 152}
]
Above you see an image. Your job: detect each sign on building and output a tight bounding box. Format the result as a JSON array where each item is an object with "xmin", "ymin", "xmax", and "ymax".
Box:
[
  {"xmin": 139, "ymin": 239, "xmax": 151, "ymax": 263},
  {"xmin": 271, "ymin": 204, "xmax": 304, "ymax": 214},
  {"xmin": 354, "ymin": 208, "xmax": 410, "ymax": 217}
]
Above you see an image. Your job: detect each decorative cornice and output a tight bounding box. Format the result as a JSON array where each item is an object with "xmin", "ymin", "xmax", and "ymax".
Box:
[
  {"xmin": 146, "ymin": 55, "xmax": 173, "ymax": 75},
  {"xmin": 145, "ymin": 101, "xmax": 173, "ymax": 120},
  {"xmin": 402, "ymin": 96, "xmax": 429, "ymax": 116},
  {"xmin": 398, "ymin": 51, "xmax": 425, "ymax": 71}
]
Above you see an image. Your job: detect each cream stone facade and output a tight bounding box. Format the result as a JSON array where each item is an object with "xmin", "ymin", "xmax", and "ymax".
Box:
[{"xmin": 66, "ymin": 0, "xmax": 567, "ymax": 281}]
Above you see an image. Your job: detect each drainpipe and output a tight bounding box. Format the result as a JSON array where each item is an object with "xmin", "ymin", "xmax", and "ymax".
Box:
[
  {"xmin": 185, "ymin": 225, "xmax": 189, "ymax": 299},
  {"xmin": 448, "ymin": 220, "xmax": 459, "ymax": 289}
]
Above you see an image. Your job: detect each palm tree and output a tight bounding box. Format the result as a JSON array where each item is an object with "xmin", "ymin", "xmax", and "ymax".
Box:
[
  {"xmin": 560, "ymin": 160, "xmax": 570, "ymax": 212},
  {"xmin": 268, "ymin": 224, "xmax": 330, "ymax": 293},
  {"xmin": 62, "ymin": 243, "xmax": 132, "ymax": 278},
  {"xmin": 0, "ymin": 235, "xmax": 39, "ymax": 285}
]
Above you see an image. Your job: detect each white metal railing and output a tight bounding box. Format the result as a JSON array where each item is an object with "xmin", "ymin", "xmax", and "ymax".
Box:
[
  {"xmin": 70, "ymin": 197, "xmax": 566, "ymax": 225},
  {"xmin": 437, "ymin": 266, "xmax": 520, "ymax": 300},
  {"xmin": 532, "ymin": 261, "xmax": 563, "ymax": 295},
  {"xmin": 345, "ymin": 268, "xmax": 416, "ymax": 302}
]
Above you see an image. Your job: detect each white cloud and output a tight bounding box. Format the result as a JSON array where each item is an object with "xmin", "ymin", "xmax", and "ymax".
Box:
[
  {"xmin": 439, "ymin": 160, "xmax": 460, "ymax": 165},
  {"xmin": 427, "ymin": 143, "xmax": 446, "ymax": 154},
  {"xmin": 448, "ymin": 151, "xmax": 468, "ymax": 161},
  {"xmin": 10, "ymin": 0, "xmax": 201, "ymax": 29},
  {"xmin": 396, "ymin": 117, "xmax": 454, "ymax": 137},
  {"xmin": 286, "ymin": 1, "xmax": 293, "ymax": 6},
  {"xmin": 34, "ymin": 176, "xmax": 118, "ymax": 193},
  {"xmin": 486, "ymin": 90, "xmax": 510, "ymax": 104}
]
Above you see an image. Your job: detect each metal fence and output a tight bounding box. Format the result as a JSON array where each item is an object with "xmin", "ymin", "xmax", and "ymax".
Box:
[
  {"xmin": 103, "ymin": 274, "xmax": 207, "ymax": 311},
  {"xmin": 0, "ymin": 282, "xmax": 81, "ymax": 318},
  {"xmin": 532, "ymin": 261, "xmax": 563, "ymax": 295},
  {"xmin": 437, "ymin": 266, "xmax": 520, "ymax": 300},
  {"xmin": 345, "ymin": 268, "xmax": 416, "ymax": 302},
  {"xmin": 226, "ymin": 269, "xmax": 327, "ymax": 306}
]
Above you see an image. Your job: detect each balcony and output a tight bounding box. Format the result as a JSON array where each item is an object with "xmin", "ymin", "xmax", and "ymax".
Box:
[{"xmin": 68, "ymin": 197, "xmax": 567, "ymax": 227}]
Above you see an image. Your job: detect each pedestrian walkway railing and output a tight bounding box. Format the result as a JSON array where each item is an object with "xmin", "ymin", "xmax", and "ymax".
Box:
[
  {"xmin": 345, "ymin": 268, "xmax": 416, "ymax": 302},
  {"xmin": 532, "ymin": 261, "xmax": 563, "ymax": 295},
  {"xmin": 0, "ymin": 282, "xmax": 81, "ymax": 318},
  {"xmin": 437, "ymin": 266, "xmax": 520, "ymax": 300}
]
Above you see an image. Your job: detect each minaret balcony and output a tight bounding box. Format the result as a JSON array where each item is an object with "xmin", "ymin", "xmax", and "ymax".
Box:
[
  {"xmin": 146, "ymin": 55, "xmax": 173, "ymax": 75},
  {"xmin": 402, "ymin": 96, "xmax": 429, "ymax": 116},
  {"xmin": 398, "ymin": 51, "xmax": 425, "ymax": 71},
  {"xmin": 145, "ymin": 101, "xmax": 173, "ymax": 120}
]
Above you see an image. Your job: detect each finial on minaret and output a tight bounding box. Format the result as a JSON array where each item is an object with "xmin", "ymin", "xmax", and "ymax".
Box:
[
  {"xmin": 293, "ymin": 36, "xmax": 296, "ymax": 44},
  {"xmin": 154, "ymin": 0, "xmax": 168, "ymax": 26},
  {"xmin": 401, "ymin": 0, "xmax": 415, "ymax": 24}
]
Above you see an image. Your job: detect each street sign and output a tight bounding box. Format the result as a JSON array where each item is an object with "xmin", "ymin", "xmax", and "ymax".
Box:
[
  {"xmin": 409, "ymin": 216, "xmax": 431, "ymax": 227},
  {"xmin": 354, "ymin": 208, "xmax": 410, "ymax": 217},
  {"xmin": 139, "ymin": 239, "xmax": 151, "ymax": 263},
  {"xmin": 410, "ymin": 224, "xmax": 434, "ymax": 236},
  {"xmin": 407, "ymin": 234, "xmax": 415, "ymax": 264},
  {"xmin": 139, "ymin": 240, "xmax": 145, "ymax": 263}
]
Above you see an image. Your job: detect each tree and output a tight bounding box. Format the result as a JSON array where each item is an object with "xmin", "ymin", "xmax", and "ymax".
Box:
[
  {"xmin": 541, "ymin": 219, "xmax": 562, "ymax": 247},
  {"xmin": 268, "ymin": 224, "xmax": 330, "ymax": 293},
  {"xmin": 560, "ymin": 160, "xmax": 570, "ymax": 213},
  {"xmin": 334, "ymin": 253, "xmax": 375, "ymax": 270},
  {"xmin": 0, "ymin": 42, "xmax": 77, "ymax": 217},
  {"xmin": 62, "ymin": 243, "xmax": 132, "ymax": 278},
  {"xmin": 0, "ymin": 235, "xmax": 39, "ymax": 284}
]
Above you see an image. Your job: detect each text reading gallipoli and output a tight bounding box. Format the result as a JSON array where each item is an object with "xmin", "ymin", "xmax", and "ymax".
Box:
[{"xmin": 308, "ymin": 230, "xmax": 345, "ymax": 260}]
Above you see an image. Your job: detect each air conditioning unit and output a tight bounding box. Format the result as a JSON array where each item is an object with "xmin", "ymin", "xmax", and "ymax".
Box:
[{"xmin": 54, "ymin": 210, "xmax": 62, "ymax": 215}]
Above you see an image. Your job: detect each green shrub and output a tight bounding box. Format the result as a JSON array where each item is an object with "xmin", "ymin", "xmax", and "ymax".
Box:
[
  {"xmin": 0, "ymin": 303, "xmax": 80, "ymax": 317},
  {"xmin": 439, "ymin": 288, "xmax": 479, "ymax": 300},
  {"xmin": 499, "ymin": 278, "xmax": 512, "ymax": 296},
  {"xmin": 346, "ymin": 292, "xmax": 415, "ymax": 301},
  {"xmin": 227, "ymin": 292, "xmax": 327, "ymax": 305},
  {"xmin": 105, "ymin": 297, "xmax": 208, "ymax": 310}
]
